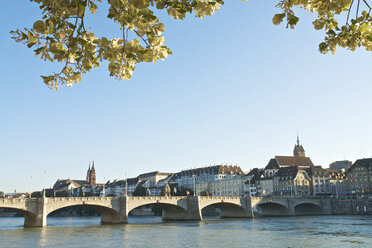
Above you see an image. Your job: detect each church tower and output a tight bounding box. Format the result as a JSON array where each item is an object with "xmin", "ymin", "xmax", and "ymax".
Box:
[
  {"xmin": 86, "ymin": 161, "xmax": 91, "ymax": 183},
  {"xmin": 86, "ymin": 161, "xmax": 97, "ymax": 185},
  {"xmin": 293, "ymin": 135, "xmax": 306, "ymax": 157},
  {"xmin": 90, "ymin": 160, "xmax": 96, "ymax": 185}
]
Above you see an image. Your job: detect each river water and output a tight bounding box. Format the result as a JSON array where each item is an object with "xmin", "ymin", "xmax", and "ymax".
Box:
[{"xmin": 0, "ymin": 215, "xmax": 371, "ymax": 248}]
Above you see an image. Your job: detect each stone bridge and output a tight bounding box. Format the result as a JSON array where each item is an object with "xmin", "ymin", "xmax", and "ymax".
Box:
[
  {"xmin": 0, "ymin": 195, "xmax": 331, "ymax": 227},
  {"xmin": 251, "ymin": 196, "xmax": 332, "ymax": 216}
]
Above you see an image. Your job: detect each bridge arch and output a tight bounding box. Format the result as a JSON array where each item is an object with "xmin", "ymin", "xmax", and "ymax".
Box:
[
  {"xmin": 197, "ymin": 197, "xmax": 250, "ymax": 218},
  {"xmin": 255, "ymin": 202, "xmax": 289, "ymax": 216},
  {"xmin": 0, "ymin": 207, "xmax": 37, "ymax": 227},
  {"xmin": 47, "ymin": 203, "xmax": 123, "ymax": 224},
  {"xmin": 128, "ymin": 202, "xmax": 188, "ymax": 221},
  {"xmin": 126, "ymin": 196, "xmax": 190, "ymax": 221},
  {"xmin": 200, "ymin": 202, "xmax": 248, "ymax": 218},
  {"xmin": 45, "ymin": 197, "xmax": 125, "ymax": 225},
  {"xmin": 294, "ymin": 202, "xmax": 321, "ymax": 215}
]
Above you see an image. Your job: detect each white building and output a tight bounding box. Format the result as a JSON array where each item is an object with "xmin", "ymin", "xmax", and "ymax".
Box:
[
  {"xmin": 170, "ymin": 165, "xmax": 244, "ymax": 191},
  {"xmin": 196, "ymin": 176, "xmax": 246, "ymax": 196},
  {"xmin": 308, "ymin": 166, "xmax": 331, "ymax": 195}
]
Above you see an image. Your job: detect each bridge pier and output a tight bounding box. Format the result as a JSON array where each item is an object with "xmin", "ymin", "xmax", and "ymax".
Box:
[
  {"xmin": 219, "ymin": 197, "xmax": 253, "ymax": 218},
  {"xmin": 156, "ymin": 196, "xmax": 202, "ymax": 221},
  {"xmin": 319, "ymin": 198, "xmax": 332, "ymax": 215},
  {"xmin": 24, "ymin": 198, "xmax": 47, "ymax": 227},
  {"xmin": 287, "ymin": 199, "xmax": 296, "ymax": 216},
  {"xmin": 100, "ymin": 197, "xmax": 128, "ymax": 224}
]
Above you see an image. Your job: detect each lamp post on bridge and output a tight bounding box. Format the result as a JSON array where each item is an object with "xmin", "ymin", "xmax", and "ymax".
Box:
[
  {"xmin": 43, "ymin": 169, "xmax": 46, "ymax": 198},
  {"xmin": 102, "ymin": 177, "xmax": 106, "ymax": 197},
  {"xmin": 192, "ymin": 175, "xmax": 196, "ymax": 196},
  {"xmin": 248, "ymin": 178, "xmax": 252, "ymax": 197},
  {"xmin": 125, "ymin": 172, "xmax": 128, "ymax": 197},
  {"xmin": 219, "ymin": 182, "xmax": 222, "ymax": 196},
  {"xmin": 29, "ymin": 176, "xmax": 32, "ymax": 199}
]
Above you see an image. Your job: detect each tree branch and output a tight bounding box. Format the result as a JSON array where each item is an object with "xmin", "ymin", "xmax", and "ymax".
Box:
[
  {"xmin": 57, "ymin": 0, "xmax": 82, "ymax": 77},
  {"xmin": 346, "ymin": 0, "xmax": 354, "ymax": 26},
  {"xmin": 362, "ymin": 0, "xmax": 372, "ymax": 10},
  {"xmin": 133, "ymin": 30, "xmax": 150, "ymax": 47}
]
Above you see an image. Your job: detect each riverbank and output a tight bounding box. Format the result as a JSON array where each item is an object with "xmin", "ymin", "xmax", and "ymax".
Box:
[{"xmin": 332, "ymin": 198, "xmax": 372, "ymax": 215}]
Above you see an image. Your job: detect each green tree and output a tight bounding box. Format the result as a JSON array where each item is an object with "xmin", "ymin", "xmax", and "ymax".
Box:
[
  {"xmin": 11, "ymin": 0, "xmax": 372, "ymax": 90},
  {"xmin": 56, "ymin": 190, "xmax": 69, "ymax": 197},
  {"xmin": 31, "ymin": 191, "xmax": 42, "ymax": 198},
  {"xmin": 175, "ymin": 186, "xmax": 193, "ymax": 196},
  {"xmin": 200, "ymin": 190, "xmax": 211, "ymax": 196},
  {"xmin": 0, "ymin": 191, "xmax": 4, "ymax": 198},
  {"xmin": 132, "ymin": 185, "xmax": 146, "ymax": 196}
]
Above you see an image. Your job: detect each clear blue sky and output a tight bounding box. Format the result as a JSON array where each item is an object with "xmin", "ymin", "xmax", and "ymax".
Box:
[{"xmin": 1, "ymin": 1, "xmax": 371, "ymax": 193}]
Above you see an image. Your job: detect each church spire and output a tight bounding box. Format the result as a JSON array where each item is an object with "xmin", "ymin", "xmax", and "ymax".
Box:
[
  {"xmin": 86, "ymin": 161, "xmax": 91, "ymax": 183},
  {"xmin": 294, "ymin": 134, "xmax": 305, "ymax": 157}
]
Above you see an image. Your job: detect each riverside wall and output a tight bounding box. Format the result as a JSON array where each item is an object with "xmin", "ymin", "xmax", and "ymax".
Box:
[{"xmin": 331, "ymin": 198, "xmax": 372, "ymax": 215}]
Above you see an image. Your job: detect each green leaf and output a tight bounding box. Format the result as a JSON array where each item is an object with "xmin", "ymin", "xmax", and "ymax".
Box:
[
  {"xmin": 71, "ymin": 72, "xmax": 82, "ymax": 83},
  {"xmin": 89, "ymin": 2, "xmax": 97, "ymax": 14},
  {"xmin": 28, "ymin": 31, "xmax": 37, "ymax": 43},
  {"xmin": 272, "ymin": 13, "xmax": 285, "ymax": 25},
  {"xmin": 33, "ymin": 20, "xmax": 46, "ymax": 34},
  {"xmin": 130, "ymin": 0, "xmax": 149, "ymax": 9}
]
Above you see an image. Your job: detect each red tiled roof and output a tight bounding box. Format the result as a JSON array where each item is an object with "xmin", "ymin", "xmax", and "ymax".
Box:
[{"xmin": 275, "ymin": 156, "xmax": 314, "ymax": 167}]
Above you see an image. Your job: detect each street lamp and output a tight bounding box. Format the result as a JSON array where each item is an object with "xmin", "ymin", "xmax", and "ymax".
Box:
[
  {"xmin": 43, "ymin": 169, "xmax": 46, "ymax": 198},
  {"xmin": 192, "ymin": 175, "xmax": 196, "ymax": 196},
  {"xmin": 29, "ymin": 176, "xmax": 32, "ymax": 199},
  {"xmin": 102, "ymin": 177, "xmax": 106, "ymax": 197},
  {"xmin": 248, "ymin": 178, "xmax": 251, "ymax": 197},
  {"xmin": 220, "ymin": 181, "xmax": 222, "ymax": 196},
  {"xmin": 125, "ymin": 172, "xmax": 128, "ymax": 197}
]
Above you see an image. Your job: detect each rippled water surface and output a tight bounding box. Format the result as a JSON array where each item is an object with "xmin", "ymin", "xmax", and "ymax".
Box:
[{"xmin": 0, "ymin": 215, "xmax": 371, "ymax": 248}]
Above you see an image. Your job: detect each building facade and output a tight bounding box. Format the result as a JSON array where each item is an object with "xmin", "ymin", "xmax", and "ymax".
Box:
[
  {"xmin": 307, "ymin": 166, "xmax": 331, "ymax": 195},
  {"xmin": 53, "ymin": 162, "xmax": 98, "ymax": 196},
  {"xmin": 255, "ymin": 177, "xmax": 274, "ymax": 196},
  {"xmin": 170, "ymin": 165, "xmax": 244, "ymax": 191},
  {"xmin": 196, "ymin": 176, "xmax": 246, "ymax": 196},
  {"xmin": 273, "ymin": 166, "xmax": 311, "ymax": 195},
  {"xmin": 329, "ymin": 160, "xmax": 352, "ymax": 171},
  {"xmin": 347, "ymin": 158, "xmax": 372, "ymax": 194},
  {"xmin": 328, "ymin": 169, "xmax": 348, "ymax": 195}
]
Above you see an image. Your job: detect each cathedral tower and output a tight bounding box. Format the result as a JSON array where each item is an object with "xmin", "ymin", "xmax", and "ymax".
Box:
[
  {"xmin": 293, "ymin": 135, "xmax": 306, "ymax": 157},
  {"xmin": 86, "ymin": 161, "xmax": 97, "ymax": 185},
  {"xmin": 86, "ymin": 161, "xmax": 91, "ymax": 183}
]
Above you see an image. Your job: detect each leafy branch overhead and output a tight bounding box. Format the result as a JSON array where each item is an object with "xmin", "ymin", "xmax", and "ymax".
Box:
[
  {"xmin": 273, "ymin": 0, "xmax": 372, "ymax": 54},
  {"xmin": 11, "ymin": 0, "xmax": 372, "ymax": 90}
]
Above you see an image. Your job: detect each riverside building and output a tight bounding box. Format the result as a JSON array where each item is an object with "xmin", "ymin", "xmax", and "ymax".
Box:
[
  {"xmin": 196, "ymin": 175, "xmax": 246, "ymax": 196},
  {"xmin": 169, "ymin": 164, "xmax": 244, "ymax": 192},
  {"xmin": 346, "ymin": 158, "xmax": 372, "ymax": 194}
]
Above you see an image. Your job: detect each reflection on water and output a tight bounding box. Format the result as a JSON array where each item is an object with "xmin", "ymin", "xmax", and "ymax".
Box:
[{"xmin": 0, "ymin": 216, "xmax": 372, "ymax": 248}]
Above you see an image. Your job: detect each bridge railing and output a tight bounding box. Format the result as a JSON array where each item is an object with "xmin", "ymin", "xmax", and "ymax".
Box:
[
  {"xmin": 251, "ymin": 195, "xmax": 331, "ymax": 200},
  {"xmin": 128, "ymin": 196, "xmax": 187, "ymax": 200},
  {"xmin": 0, "ymin": 198, "xmax": 38, "ymax": 204},
  {"xmin": 198, "ymin": 196, "xmax": 243, "ymax": 200},
  {"xmin": 47, "ymin": 197, "xmax": 118, "ymax": 202}
]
